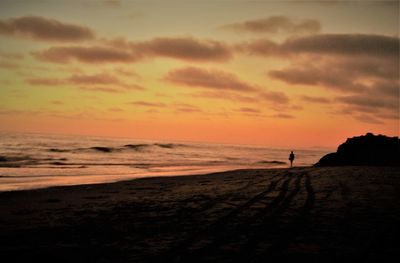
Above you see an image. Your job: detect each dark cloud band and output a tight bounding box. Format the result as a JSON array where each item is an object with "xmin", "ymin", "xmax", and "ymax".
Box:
[{"xmin": 0, "ymin": 16, "xmax": 95, "ymax": 42}]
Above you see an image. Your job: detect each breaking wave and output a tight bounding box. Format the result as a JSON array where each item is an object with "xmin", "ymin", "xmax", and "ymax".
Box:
[
  {"xmin": 47, "ymin": 143, "xmax": 188, "ymax": 154},
  {"xmin": 0, "ymin": 132, "xmax": 331, "ymax": 191}
]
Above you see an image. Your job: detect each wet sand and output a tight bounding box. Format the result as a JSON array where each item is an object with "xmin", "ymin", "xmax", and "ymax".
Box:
[{"xmin": 0, "ymin": 166, "xmax": 399, "ymax": 262}]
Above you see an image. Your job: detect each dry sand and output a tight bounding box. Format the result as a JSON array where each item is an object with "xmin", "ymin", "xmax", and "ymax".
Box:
[{"xmin": 0, "ymin": 166, "xmax": 399, "ymax": 262}]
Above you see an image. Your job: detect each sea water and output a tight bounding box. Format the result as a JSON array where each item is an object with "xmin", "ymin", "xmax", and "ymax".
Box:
[{"xmin": 0, "ymin": 132, "xmax": 331, "ymax": 191}]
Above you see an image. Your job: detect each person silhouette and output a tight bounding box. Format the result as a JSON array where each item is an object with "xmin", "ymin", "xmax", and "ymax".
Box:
[{"xmin": 289, "ymin": 151, "xmax": 295, "ymax": 168}]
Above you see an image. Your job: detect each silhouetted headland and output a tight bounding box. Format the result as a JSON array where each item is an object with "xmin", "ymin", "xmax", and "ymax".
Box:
[{"xmin": 315, "ymin": 133, "xmax": 400, "ymax": 167}]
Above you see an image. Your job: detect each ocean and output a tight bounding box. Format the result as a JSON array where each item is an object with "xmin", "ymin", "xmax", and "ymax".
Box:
[{"xmin": 0, "ymin": 132, "xmax": 331, "ymax": 191}]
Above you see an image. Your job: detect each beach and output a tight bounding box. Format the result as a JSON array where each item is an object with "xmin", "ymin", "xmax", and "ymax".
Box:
[{"xmin": 1, "ymin": 166, "xmax": 399, "ymax": 262}]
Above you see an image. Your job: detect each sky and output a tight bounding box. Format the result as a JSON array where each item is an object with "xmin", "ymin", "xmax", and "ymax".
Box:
[{"xmin": 0, "ymin": 0, "xmax": 399, "ymax": 148}]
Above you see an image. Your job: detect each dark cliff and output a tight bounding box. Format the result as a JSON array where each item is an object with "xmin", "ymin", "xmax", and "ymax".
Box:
[{"xmin": 315, "ymin": 133, "xmax": 400, "ymax": 166}]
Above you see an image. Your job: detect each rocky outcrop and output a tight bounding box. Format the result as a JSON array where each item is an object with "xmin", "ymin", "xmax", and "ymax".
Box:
[{"xmin": 315, "ymin": 133, "xmax": 400, "ymax": 166}]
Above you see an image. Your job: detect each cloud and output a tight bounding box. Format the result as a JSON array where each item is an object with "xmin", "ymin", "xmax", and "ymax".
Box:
[
  {"xmin": 371, "ymin": 80, "xmax": 400, "ymax": 98},
  {"xmin": 260, "ymin": 91, "xmax": 289, "ymax": 104},
  {"xmin": 282, "ymin": 34, "xmax": 399, "ymax": 58},
  {"xmin": 26, "ymin": 72, "xmax": 145, "ymax": 92},
  {"xmin": 172, "ymin": 103, "xmax": 202, "ymax": 113},
  {"xmin": 169, "ymin": 67, "xmax": 291, "ymax": 108},
  {"xmin": 0, "ymin": 108, "xmax": 26, "ymax": 115},
  {"xmin": 33, "ymin": 36, "xmax": 232, "ymax": 64},
  {"xmin": 129, "ymin": 101, "xmax": 166, "ymax": 107},
  {"xmin": 237, "ymin": 107, "xmax": 261, "ymax": 113},
  {"xmin": 165, "ymin": 66, "xmax": 256, "ymax": 92},
  {"xmin": 32, "ymin": 46, "xmax": 138, "ymax": 63},
  {"xmin": 331, "ymin": 57, "xmax": 399, "ymax": 80},
  {"xmin": 108, "ymin": 107, "xmax": 123, "ymax": 112},
  {"xmin": 0, "ymin": 51, "xmax": 24, "ymax": 60},
  {"xmin": 50, "ymin": 100, "xmax": 64, "ymax": 105},
  {"xmin": 188, "ymin": 91, "xmax": 259, "ymax": 103},
  {"xmin": 267, "ymin": 52, "xmax": 398, "ymax": 123},
  {"xmin": 26, "ymin": 77, "xmax": 64, "ymax": 85},
  {"xmin": 268, "ymin": 65, "xmax": 364, "ymax": 92},
  {"xmin": 269, "ymin": 67, "xmax": 328, "ymax": 85},
  {"xmin": 291, "ymin": 105, "xmax": 303, "ymax": 110},
  {"xmin": 0, "ymin": 16, "xmax": 95, "ymax": 42},
  {"xmin": 238, "ymin": 34, "xmax": 400, "ymax": 58},
  {"xmin": 102, "ymin": 0, "xmax": 121, "ymax": 6},
  {"xmin": 188, "ymin": 90, "xmax": 289, "ymax": 107},
  {"xmin": 301, "ymin": 95, "xmax": 331, "ymax": 103},
  {"xmin": 336, "ymin": 94, "xmax": 398, "ymax": 110},
  {"xmin": 79, "ymin": 86, "xmax": 124, "ymax": 93},
  {"xmin": 268, "ymin": 56, "xmax": 398, "ymax": 93},
  {"xmin": 68, "ymin": 73, "xmax": 121, "ymax": 85},
  {"xmin": 271, "ymin": 113, "xmax": 295, "ymax": 119},
  {"xmin": 221, "ymin": 16, "xmax": 320, "ymax": 34},
  {"xmin": 354, "ymin": 114, "xmax": 384, "ymax": 125},
  {"xmin": 69, "ymin": 73, "xmax": 145, "ymax": 90},
  {"xmin": 247, "ymin": 33, "xmax": 398, "ymax": 123},
  {"xmin": 175, "ymin": 106, "xmax": 202, "ymax": 113},
  {"xmin": 235, "ymin": 39, "xmax": 280, "ymax": 56},
  {"xmin": 266, "ymin": 48, "xmax": 399, "ymax": 123},
  {"xmin": 375, "ymin": 112, "xmax": 399, "ymax": 120},
  {"xmin": 113, "ymin": 67, "xmax": 141, "ymax": 79},
  {"xmin": 132, "ymin": 37, "xmax": 232, "ymax": 62},
  {"xmin": 333, "ymin": 90, "xmax": 399, "ymax": 124},
  {"xmin": 0, "ymin": 61, "xmax": 19, "ymax": 69}
]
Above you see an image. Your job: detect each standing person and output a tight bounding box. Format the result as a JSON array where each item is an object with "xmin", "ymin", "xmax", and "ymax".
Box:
[{"xmin": 289, "ymin": 151, "xmax": 295, "ymax": 168}]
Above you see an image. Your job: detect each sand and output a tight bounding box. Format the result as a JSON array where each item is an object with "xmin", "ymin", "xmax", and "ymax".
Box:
[{"xmin": 0, "ymin": 166, "xmax": 399, "ymax": 262}]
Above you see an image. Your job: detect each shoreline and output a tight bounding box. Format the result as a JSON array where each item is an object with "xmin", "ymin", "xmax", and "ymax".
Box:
[
  {"xmin": 0, "ymin": 165, "xmax": 293, "ymax": 193},
  {"xmin": 1, "ymin": 166, "xmax": 399, "ymax": 261}
]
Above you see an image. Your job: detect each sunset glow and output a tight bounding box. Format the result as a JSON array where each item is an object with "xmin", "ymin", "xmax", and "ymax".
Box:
[{"xmin": 0, "ymin": 0, "xmax": 398, "ymax": 148}]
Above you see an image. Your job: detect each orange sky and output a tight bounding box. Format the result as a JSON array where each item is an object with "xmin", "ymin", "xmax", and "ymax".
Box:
[{"xmin": 0, "ymin": 0, "xmax": 399, "ymax": 148}]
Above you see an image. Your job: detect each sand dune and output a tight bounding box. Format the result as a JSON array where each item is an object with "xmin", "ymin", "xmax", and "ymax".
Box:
[{"xmin": 0, "ymin": 166, "xmax": 399, "ymax": 262}]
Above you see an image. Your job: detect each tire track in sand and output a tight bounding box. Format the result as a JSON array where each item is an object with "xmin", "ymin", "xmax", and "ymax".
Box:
[
  {"xmin": 176, "ymin": 171, "xmax": 284, "ymax": 220},
  {"xmin": 236, "ymin": 172, "xmax": 305, "ymax": 260},
  {"xmin": 249, "ymin": 172, "xmax": 315, "ymax": 261},
  {"xmin": 164, "ymin": 173, "xmax": 291, "ymax": 262},
  {"xmin": 169, "ymin": 173, "xmax": 297, "ymax": 262}
]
